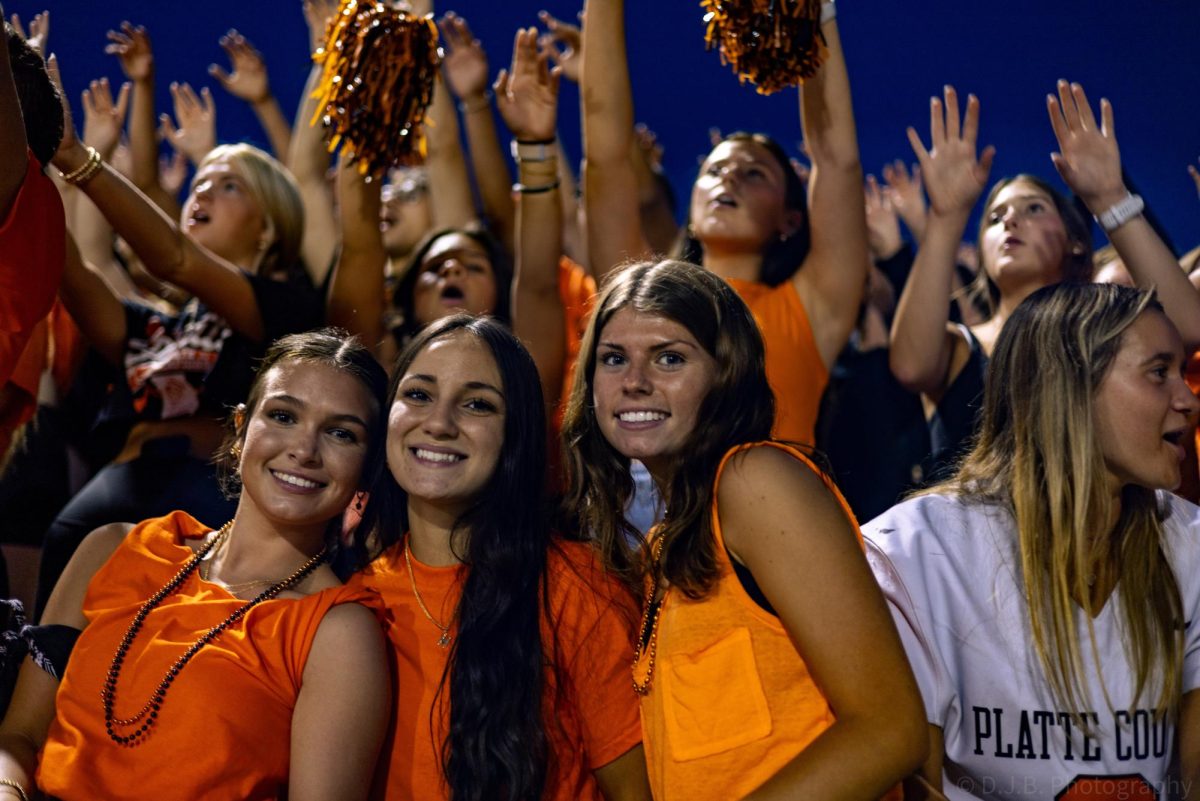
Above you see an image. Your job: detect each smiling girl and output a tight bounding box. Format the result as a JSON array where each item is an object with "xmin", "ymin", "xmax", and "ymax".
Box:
[
  {"xmin": 349, "ymin": 315, "xmax": 650, "ymax": 801},
  {"xmin": 0, "ymin": 329, "xmax": 390, "ymax": 801}
]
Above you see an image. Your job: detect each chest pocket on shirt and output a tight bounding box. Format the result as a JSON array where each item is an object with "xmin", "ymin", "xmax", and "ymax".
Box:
[{"xmin": 661, "ymin": 627, "xmax": 772, "ymax": 760}]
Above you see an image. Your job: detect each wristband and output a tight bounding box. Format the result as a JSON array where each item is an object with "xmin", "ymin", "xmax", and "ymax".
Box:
[
  {"xmin": 456, "ymin": 90, "xmax": 493, "ymax": 115},
  {"xmin": 1094, "ymin": 193, "xmax": 1144, "ymax": 233},
  {"xmin": 510, "ymin": 138, "xmax": 556, "ymax": 163},
  {"xmin": 513, "ymin": 180, "xmax": 561, "ymax": 195},
  {"xmin": 820, "ymin": 0, "xmax": 836, "ymax": 24}
]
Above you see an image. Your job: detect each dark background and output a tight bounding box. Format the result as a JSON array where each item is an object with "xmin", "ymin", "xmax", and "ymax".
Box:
[{"xmin": 30, "ymin": 0, "xmax": 1200, "ymax": 253}]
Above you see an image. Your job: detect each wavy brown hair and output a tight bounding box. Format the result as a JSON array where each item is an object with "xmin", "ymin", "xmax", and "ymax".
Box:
[
  {"xmin": 933, "ymin": 282, "xmax": 1183, "ymax": 718},
  {"xmin": 562, "ymin": 260, "xmax": 774, "ymax": 598}
]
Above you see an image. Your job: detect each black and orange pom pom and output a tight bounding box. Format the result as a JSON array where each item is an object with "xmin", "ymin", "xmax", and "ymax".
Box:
[
  {"xmin": 701, "ymin": 0, "xmax": 826, "ymax": 95},
  {"xmin": 311, "ymin": 0, "xmax": 440, "ymax": 177}
]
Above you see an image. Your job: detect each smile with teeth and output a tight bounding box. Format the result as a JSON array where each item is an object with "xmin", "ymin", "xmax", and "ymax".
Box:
[
  {"xmin": 414, "ymin": 448, "xmax": 464, "ymax": 463},
  {"xmin": 619, "ymin": 411, "xmax": 668, "ymax": 423},
  {"xmin": 271, "ymin": 470, "xmax": 324, "ymax": 489}
]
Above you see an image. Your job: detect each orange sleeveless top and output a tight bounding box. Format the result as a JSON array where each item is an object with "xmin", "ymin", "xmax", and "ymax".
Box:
[
  {"xmin": 638, "ymin": 441, "xmax": 859, "ymax": 800},
  {"xmin": 723, "ymin": 278, "xmax": 827, "ymax": 445},
  {"xmin": 348, "ymin": 537, "xmax": 641, "ymax": 801},
  {"xmin": 38, "ymin": 511, "xmax": 376, "ymax": 801}
]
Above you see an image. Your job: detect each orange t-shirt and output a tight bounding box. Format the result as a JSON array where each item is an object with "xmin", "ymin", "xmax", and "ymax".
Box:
[
  {"xmin": 1, "ymin": 300, "xmax": 84, "ymax": 455},
  {"xmin": 723, "ymin": 278, "xmax": 828, "ymax": 445},
  {"xmin": 638, "ymin": 441, "xmax": 866, "ymax": 800},
  {"xmin": 38, "ymin": 511, "xmax": 375, "ymax": 801},
  {"xmin": 349, "ymin": 537, "xmax": 642, "ymax": 801}
]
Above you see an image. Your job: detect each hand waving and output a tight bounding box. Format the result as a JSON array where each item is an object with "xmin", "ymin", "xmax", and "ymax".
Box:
[
  {"xmin": 537, "ymin": 10, "xmax": 581, "ymax": 85},
  {"xmin": 865, "ymin": 174, "xmax": 902, "ymax": 260},
  {"xmin": 881, "ymin": 160, "xmax": 926, "ymax": 241},
  {"xmin": 105, "ymin": 21, "xmax": 154, "ymax": 82},
  {"xmin": 906, "ymin": 86, "xmax": 994, "ymax": 219},
  {"xmin": 9, "ymin": 10, "xmax": 49, "ymax": 58},
  {"xmin": 439, "ymin": 13, "xmax": 490, "ymax": 103},
  {"xmin": 209, "ymin": 29, "xmax": 272, "ymax": 106},
  {"xmin": 81, "ymin": 77, "xmax": 131, "ymax": 159},
  {"xmin": 495, "ymin": 27, "xmax": 559, "ymax": 143},
  {"xmin": 159, "ymin": 82, "xmax": 216, "ymax": 167},
  {"xmin": 1046, "ymin": 80, "xmax": 1125, "ymax": 211}
]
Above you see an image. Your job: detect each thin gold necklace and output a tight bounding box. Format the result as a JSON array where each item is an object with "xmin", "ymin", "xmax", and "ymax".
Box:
[
  {"xmin": 200, "ymin": 528, "xmax": 297, "ymax": 594},
  {"xmin": 403, "ymin": 538, "xmax": 453, "ymax": 647}
]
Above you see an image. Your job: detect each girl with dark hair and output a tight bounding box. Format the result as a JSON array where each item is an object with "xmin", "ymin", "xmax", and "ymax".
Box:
[
  {"xmin": 562, "ymin": 259, "xmax": 926, "ymax": 799},
  {"xmin": 581, "ymin": 0, "xmax": 868, "ymax": 446},
  {"xmin": 0, "ymin": 329, "xmax": 390, "ymax": 801},
  {"xmin": 348, "ymin": 314, "xmax": 650, "ymax": 801},
  {"xmin": 866, "ymin": 283, "xmax": 1200, "ymax": 798},
  {"xmin": 889, "ymin": 83, "xmax": 1189, "ymax": 482}
]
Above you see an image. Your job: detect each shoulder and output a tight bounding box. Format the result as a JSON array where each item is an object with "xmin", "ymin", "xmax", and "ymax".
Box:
[
  {"xmin": 546, "ymin": 539, "xmax": 633, "ymax": 609},
  {"xmin": 717, "ymin": 443, "xmax": 837, "ymax": 518},
  {"xmin": 1159, "ymin": 491, "xmax": 1200, "ymax": 582}
]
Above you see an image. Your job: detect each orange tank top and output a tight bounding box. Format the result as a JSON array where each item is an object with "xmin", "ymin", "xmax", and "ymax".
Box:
[
  {"xmin": 637, "ymin": 441, "xmax": 859, "ymax": 800},
  {"xmin": 37, "ymin": 511, "xmax": 375, "ymax": 801},
  {"xmin": 723, "ymin": 278, "xmax": 828, "ymax": 445}
]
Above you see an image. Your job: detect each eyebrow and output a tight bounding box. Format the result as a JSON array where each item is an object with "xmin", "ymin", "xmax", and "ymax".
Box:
[
  {"xmin": 599, "ymin": 339, "xmax": 699, "ymax": 351},
  {"xmin": 403, "ymin": 374, "xmax": 505, "ymax": 397},
  {"xmin": 1141, "ymin": 351, "xmax": 1180, "ymax": 366},
  {"xmin": 265, "ymin": 394, "xmax": 370, "ymax": 428}
]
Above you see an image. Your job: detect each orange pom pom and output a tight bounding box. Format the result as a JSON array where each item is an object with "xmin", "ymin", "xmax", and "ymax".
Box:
[
  {"xmin": 311, "ymin": 0, "xmax": 440, "ymax": 177},
  {"xmin": 702, "ymin": 0, "xmax": 825, "ymax": 95}
]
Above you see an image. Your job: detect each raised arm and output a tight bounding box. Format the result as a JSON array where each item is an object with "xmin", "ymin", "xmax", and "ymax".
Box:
[
  {"xmin": 882, "ymin": 160, "xmax": 927, "ymax": 244},
  {"xmin": 327, "ymin": 161, "xmax": 387, "ymax": 357},
  {"xmin": 440, "ymin": 13, "xmax": 515, "ymax": 253},
  {"xmin": 720, "ymin": 447, "xmax": 927, "ymax": 799},
  {"xmin": 287, "ymin": 0, "xmax": 339, "ymax": 284},
  {"xmin": 158, "ymin": 81, "xmax": 216, "ymax": 168},
  {"xmin": 73, "ymin": 77, "xmax": 130, "ymax": 270},
  {"xmin": 210, "ymin": 30, "xmax": 291, "ymax": 160},
  {"xmin": 1048, "ymin": 80, "xmax": 1200, "ymax": 350},
  {"xmin": 425, "ymin": 72, "xmax": 477, "ymax": 229},
  {"xmin": 105, "ymin": 22, "xmax": 158, "ymax": 193},
  {"xmin": 889, "ymin": 87, "xmax": 994, "ymax": 396},
  {"xmin": 49, "ymin": 57, "xmax": 263, "ymax": 341},
  {"xmin": 581, "ymin": 0, "xmax": 650, "ymax": 285},
  {"xmin": 790, "ymin": 8, "xmax": 868, "ymax": 369},
  {"xmin": 496, "ymin": 26, "xmax": 565, "ymax": 404}
]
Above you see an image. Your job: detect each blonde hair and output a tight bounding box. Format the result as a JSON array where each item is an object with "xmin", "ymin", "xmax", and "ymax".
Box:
[
  {"xmin": 935, "ymin": 282, "xmax": 1183, "ymax": 719},
  {"xmin": 195, "ymin": 143, "xmax": 305, "ymax": 280}
]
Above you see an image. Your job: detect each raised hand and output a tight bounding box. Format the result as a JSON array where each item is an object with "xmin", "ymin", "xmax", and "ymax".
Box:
[
  {"xmin": 209, "ymin": 29, "xmax": 272, "ymax": 106},
  {"xmin": 9, "ymin": 10, "xmax": 49, "ymax": 57},
  {"xmin": 881, "ymin": 160, "xmax": 926, "ymax": 241},
  {"xmin": 302, "ymin": 0, "xmax": 339, "ymax": 52},
  {"xmin": 495, "ymin": 27, "xmax": 560, "ymax": 143},
  {"xmin": 537, "ymin": 10, "xmax": 581, "ymax": 84},
  {"xmin": 906, "ymin": 86, "xmax": 994, "ymax": 220},
  {"xmin": 1047, "ymin": 80, "xmax": 1124, "ymax": 210},
  {"xmin": 159, "ymin": 82, "xmax": 216, "ymax": 167},
  {"xmin": 1189, "ymin": 160, "xmax": 1200, "ymax": 200},
  {"xmin": 634, "ymin": 124, "xmax": 664, "ymax": 173},
  {"xmin": 159, "ymin": 147, "xmax": 188, "ymax": 198},
  {"xmin": 439, "ymin": 12, "xmax": 491, "ymax": 103},
  {"xmin": 864, "ymin": 174, "xmax": 902, "ymax": 260},
  {"xmin": 81, "ymin": 77, "xmax": 131, "ymax": 158},
  {"xmin": 105, "ymin": 21, "xmax": 154, "ymax": 83}
]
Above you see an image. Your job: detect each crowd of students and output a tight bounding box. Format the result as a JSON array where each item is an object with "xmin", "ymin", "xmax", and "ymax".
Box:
[{"xmin": 1, "ymin": 0, "xmax": 1199, "ymax": 798}]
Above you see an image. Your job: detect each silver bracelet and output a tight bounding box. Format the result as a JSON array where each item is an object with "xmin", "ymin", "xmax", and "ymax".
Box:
[
  {"xmin": 1094, "ymin": 193, "xmax": 1144, "ymax": 233},
  {"xmin": 820, "ymin": 0, "xmax": 836, "ymax": 24}
]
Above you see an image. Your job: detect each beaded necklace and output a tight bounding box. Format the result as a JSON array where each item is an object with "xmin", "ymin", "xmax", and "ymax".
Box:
[
  {"xmin": 102, "ymin": 521, "xmax": 327, "ymax": 746},
  {"xmin": 632, "ymin": 535, "xmax": 666, "ymax": 696}
]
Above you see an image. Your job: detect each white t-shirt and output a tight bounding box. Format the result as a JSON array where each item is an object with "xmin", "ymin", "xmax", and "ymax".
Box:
[{"xmin": 864, "ymin": 492, "xmax": 1200, "ymax": 800}]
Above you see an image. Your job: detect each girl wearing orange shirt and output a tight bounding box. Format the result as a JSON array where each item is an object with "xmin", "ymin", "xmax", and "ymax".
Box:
[
  {"xmin": 562, "ymin": 260, "xmax": 926, "ymax": 799},
  {"xmin": 0, "ymin": 330, "xmax": 390, "ymax": 801},
  {"xmin": 350, "ymin": 314, "xmax": 650, "ymax": 801}
]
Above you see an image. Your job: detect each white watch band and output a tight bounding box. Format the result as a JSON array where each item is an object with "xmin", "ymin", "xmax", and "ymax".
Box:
[{"xmin": 1095, "ymin": 193, "xmax": 1144, "ymax": 233}]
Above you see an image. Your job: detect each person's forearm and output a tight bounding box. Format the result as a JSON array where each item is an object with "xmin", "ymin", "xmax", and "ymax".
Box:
[
  {"xmin": 800, "ymin": 19, "xmax": 859, "ymax": 171},
  {"xmin": 888, "ymin": 211, "xmax": 965, "ymax": 394},
  {"xmin": 513, "ymin": 156, "xmax": 566, "ymax": 402},
  {"xmin": 328, "ymin": 167, "xmax": 386, "ymax": 349},
  {"xmin": 461, "ymin": 100, "xmax": 514, "ymax": 251},
  {"xmin": 426, "ymin": 78, "xmax": 475, "ymax": 228},
  {"xmin": 287, "ymin": 64, "xmax": 330, "ymax": 185},
  {"xmin": 128, "ymin": 74, "xmax": 159, "ymax": 191},
  {"xmin": 252, "ymin": 95, "xmax": 292, "ymax": 161},
  {"xmin": 581, "ymin": 0, "xmax": 634, "ymax": 168}
]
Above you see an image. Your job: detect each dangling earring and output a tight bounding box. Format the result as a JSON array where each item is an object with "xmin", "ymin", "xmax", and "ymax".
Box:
[
  {"xmin": 229, "ymin": 442, "xmax": 243, "ymax": 475},
  {"xmin": 353, "ymin": 491, "xmax": 367, "ymax": 512}
]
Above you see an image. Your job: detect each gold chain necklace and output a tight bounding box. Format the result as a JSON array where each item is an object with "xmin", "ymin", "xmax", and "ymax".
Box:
[
  {"xmin": 103, "ymin": 521, "xmax": 327, "ymax": 746},
  {"xmin": 403, "ymin": 538, "xmax": 453, "ymax": 648},
  {"xmin": 632, "ymin": 536, "xmax": 666, "ymax": 696},
  {"xmin": 200, "ymin": 530, "xmax": 299, "ymax": 594}
]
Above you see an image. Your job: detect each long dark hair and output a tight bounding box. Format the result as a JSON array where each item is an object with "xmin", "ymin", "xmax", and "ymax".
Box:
[
  {"xmin": 672, "ymin": 132, "xmax": 810, "ymax": 287},
  {"xmin": 358, "ymin": 314, "xmax": 554, "ymax": 801},
  {"xmin": 562, "ymin": 260, "xmax": 775, "ymax": 598},
  {"xmin": 391, "ymin": 224, "xmax": 514, "ymax": 344}
]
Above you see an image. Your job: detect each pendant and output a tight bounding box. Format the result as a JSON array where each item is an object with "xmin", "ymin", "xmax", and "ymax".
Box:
[{"xmin": 437, "ymin": 630, "xmax": 451, "ymax": 648}]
